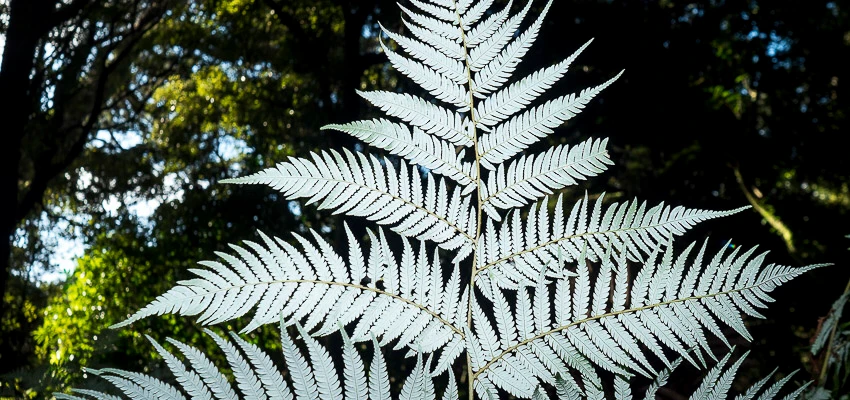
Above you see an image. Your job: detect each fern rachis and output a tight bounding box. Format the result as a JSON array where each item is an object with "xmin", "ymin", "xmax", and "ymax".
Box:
[{"xmin": 63, "ymin": 0, "xmax": 826, "ymax": 399}]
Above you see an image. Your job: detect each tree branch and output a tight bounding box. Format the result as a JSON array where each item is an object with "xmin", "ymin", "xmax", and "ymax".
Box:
[
  {"xmin": 15, "ymin": 2, "xmax": 170, "ymax": 223},
  {"xmin": 732, "ymin": 166, "xmax": 797, "ymax": 255}
]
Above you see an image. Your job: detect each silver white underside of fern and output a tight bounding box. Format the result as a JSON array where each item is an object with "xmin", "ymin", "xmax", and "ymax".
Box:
[{"xmin": 67, "ymin": 0, "xmax": 825, "ymax": 399}]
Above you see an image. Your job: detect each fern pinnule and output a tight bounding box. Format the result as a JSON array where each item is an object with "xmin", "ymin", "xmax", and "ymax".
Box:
[
  {"xmin": 475, "ymin": 38, "xmax": 593, "ymax": 126},
  {"xmin": 477, "ymin": 70, "xmax": 624, "ymax": 169},
  {"xmin": 472, "ymin": 0, "xmax": 552, "ymax": 96},
  {"xmin": 345, "ymin": 91, "xmax": 473, "ymax": 146}
]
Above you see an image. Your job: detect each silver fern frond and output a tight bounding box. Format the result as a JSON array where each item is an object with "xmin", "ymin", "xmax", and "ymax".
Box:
[
  {"xmin": 67, "ymin": 0, "xmax": 826, "ymax": 398},
  {"xmin": 348, "ymin": 91, "xmax": 473, "ymax": 147},
  {"xmin": 480, "ymin": 138, "xmax": 612, "ymax": 215},
  {"xmin": 475, "ymin": 38, "xmax": 592, "ymax": 126},
  {"xmin": 472, "ymin": 0, "xmax": 551, "ymax": 96}
]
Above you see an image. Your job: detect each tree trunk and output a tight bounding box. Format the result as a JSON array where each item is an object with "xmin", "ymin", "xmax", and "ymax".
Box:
[{"xmin": 0, "ymin": 0, "xmax": 53, "ymax": 324}]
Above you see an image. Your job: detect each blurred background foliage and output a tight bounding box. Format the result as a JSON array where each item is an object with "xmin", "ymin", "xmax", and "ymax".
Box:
[{"xmin": 0, "ymin": 0, "xmax": 848, "ymax": 398}]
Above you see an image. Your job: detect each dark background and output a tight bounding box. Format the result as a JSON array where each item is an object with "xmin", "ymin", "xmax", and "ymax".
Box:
[{"xmin": 0, "ymin": 0, "xmax": 847, "ymax": 398}]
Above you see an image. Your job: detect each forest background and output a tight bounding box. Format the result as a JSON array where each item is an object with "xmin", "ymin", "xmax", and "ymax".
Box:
[{"xmin": 0, "ymin": 0, "xmax": 848, "ymax": 398}]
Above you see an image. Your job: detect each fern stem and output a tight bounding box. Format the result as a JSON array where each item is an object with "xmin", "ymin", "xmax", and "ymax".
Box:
[{"xmin": 450, "ymin": 1, "xmax": 482, "ymax": 398}]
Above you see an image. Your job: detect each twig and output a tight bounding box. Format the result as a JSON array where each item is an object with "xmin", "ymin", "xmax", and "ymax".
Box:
[{"xmin": 732, "ymin": 166, "xmax": 796, "ymax": 254}]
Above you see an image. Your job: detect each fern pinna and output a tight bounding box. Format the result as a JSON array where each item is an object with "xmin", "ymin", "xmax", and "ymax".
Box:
[{"xmin": 64, "ymin": 0, "xmax": 826, "ymax": 399}]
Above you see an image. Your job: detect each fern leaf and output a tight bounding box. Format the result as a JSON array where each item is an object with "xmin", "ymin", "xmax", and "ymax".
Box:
[
  {"xmin": 63, "ymin": 326, "xmax": 440, "ymax": 400},
  {"xmin": 85, "ymin": 368, "xmax": 185, "ymax": 400},
  {"xmin": 481, "ymin": 138, "xmax": 612, "ymax": 211},
  {"xmin": 490, "ymin": 279, "xmax": 518, "ymax": 349},
  {"xmin": 370, "ymin": 336, "xmax": 392, "ymax": 400},
  {"xmin": 354, "ymin": 91, "xmax": 473, "ymax": 147},
  {"xmin": 340, "ymin": 328, "xmax": 369, "ymax": 400},
  {"xmin": 400, "ymin": 353, "xmax": 428, "ymax": 400},
  {"xmin": 407, "ymin": 0, "xmax": 456, "ymax": 23},
  {"xmin": 205, "ymin": 329, "xmax": 266, "ymax": 400},
  {"xmin": 72, "ymin": 1, "xmax": 828, "ymax": 399},
  {"xmin": 460, "ymin": 0, "xmax": 493, "ymax": 27},
  {"xmin": 481, "ymin": 195, "xmax": 749, "ymax": 286},
  {"xmin": 296, "ymin": 323, "xmax": 343, "ymax": 399},
  {"xmin": 441, "ymin": 369, "xmax": 460, "ymax": 400},
  {"xmin": 87, "ymin": 374, "xmax": 170, "ymax": 400},
  {"xmin": 489, "ymin": 355, "xmax": 536, "ymax": 398},
  {"xmin": 455, "ymin": 0, "xmax": 473, "ymax": 15},
  {"xmin": 468, "ymin": 1, "xmax": 532, "ymax": 72},
  {"xmin": 707, "ymin": 351, "xmax": 748, "ymax": 399},
  {"xmin": 398, "ymin": 4, "xmax": 461, "ymax": 41},
  {"xmin": 57, "ymin": 390, "xmax": 121, "ymax": 400},
  {"xmin": 465, "ymin": 0, "xmax": 511, "ymax": 47},
  {"xmin": 229, "ymin": 332, "xmax": 293, "ymax": 400},
  {"xmin": 529, "ymin": 352, "xmax": 805, "ymax": 399},
  {"xmin": 280, "ymin": 322, "xmax": 319, "ymax": 400},
  {"xmin": 473, "ymin": 0, "xmax": 552, "ymax": 96},
  {"xmin": 323, "ymin": 120, "xmax": 475, "ymax": 188},
  {"xmin": 220, "ymin": 150, "xmax": 475, "ymax": 252},
  {"xmin": 432, "ymin": 336, "xmax": 465, "ymax": 376},
  {"xmin": 113, "ymin": 229, "xmax": 465, "ymax": 361},
  {"xmin": 476, "ymin": 39, "xmax": 592, "ymax": 126},
  {"xmin": 402, "ymin": 17, "xmax": 465, "ymax": 60},
  {"xmin": 166, "ymin": 339, "xmax": 237, "ymax": 400},
  {"xmin": 382, "ymin": 41, "xmax": 470, "ymax": 110},
  {"xmin": 144, "ymin": 334, "xmax": 214, "ymax": 400},
  {"xmin": 381, "ymin": 24, "xmax": 466, "ymax": 84},
  {"xmin": 642, "ymin": 359, "xmax": 681, "ymax": 399},
  {"xmin": 614, "ymin": 376, "xmax": 631, "ymax": 400},
  {"xmin": 478, "ymin": 71, "xmax": 623, "ymax": 169}
]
